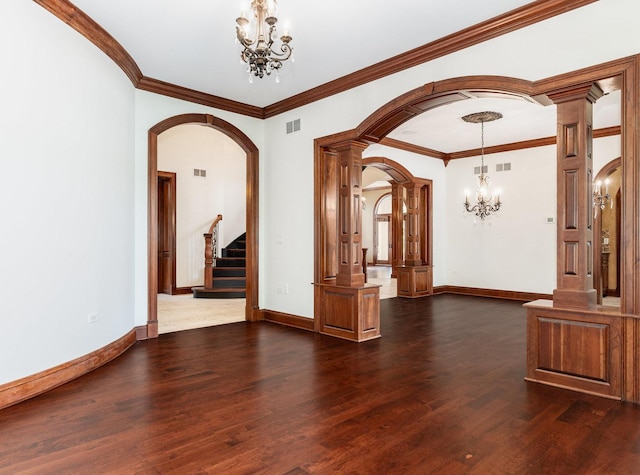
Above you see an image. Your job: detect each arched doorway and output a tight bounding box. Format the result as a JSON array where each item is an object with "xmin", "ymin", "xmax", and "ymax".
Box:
[
  {"xmin": 373, "ymin": 193, "xmax": 392, "ymax": 265},
  {"xmin": 594, "ymin": 157, "xmax": 621, "ymax": 306},
  {"xmin": 146, "ymin": 114, "xmax": 260, "ymax": 339}
]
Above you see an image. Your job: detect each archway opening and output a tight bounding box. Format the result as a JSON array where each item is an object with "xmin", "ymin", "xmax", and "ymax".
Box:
[{"xmin": 146, "ymin": 113, "xmax": 259, "ymax": 339}]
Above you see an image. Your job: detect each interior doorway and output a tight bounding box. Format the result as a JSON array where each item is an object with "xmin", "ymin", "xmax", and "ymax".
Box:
[
  {"xmin": 594, "ymin": 157, "xmax": 621, "ymax": 307},
  {"xmin": 146, "ymin": 113, "xmax": 260, "ymax": 340},
  {"xmin": 374, "ymin": 214, "xmax": 391, "ymax": 264}
]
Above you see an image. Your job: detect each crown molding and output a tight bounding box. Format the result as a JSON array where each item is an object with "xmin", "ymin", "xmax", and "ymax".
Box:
[
  {"xmin": 378, "ymin": 137, "xmax": 447, "ymax": 160},
  {"xmin": 35, "ymin": 0, "xmax": 597, "ymax": 119},
  {"xmin": 263, "ymin": 0, "xmax": 597, "ymax": 118},
  {"xmin": 138, "ymin": 77, "xmax": 264, "ymax": 119},
  {"xmin": 380, "ymin": 126, "xmax": 621, "ymax": 162}
]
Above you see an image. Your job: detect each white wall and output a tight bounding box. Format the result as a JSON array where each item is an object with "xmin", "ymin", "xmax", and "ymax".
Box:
[
  {"xmin": 0, "ymin": 1, "xmax": 135, "ymax": 384},
  {"xmin": 446, "ymin": 146, "xmax": 557, "ymax": 293},
  {"xmin": 158, "ymin": 124, "xmax": 245, "ymax": 288}
]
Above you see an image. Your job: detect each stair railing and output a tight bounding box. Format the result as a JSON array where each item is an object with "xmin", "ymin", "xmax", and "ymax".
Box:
[{"xmin": 204, "ymin": 214, "xmax": 223, "ymax": 289}]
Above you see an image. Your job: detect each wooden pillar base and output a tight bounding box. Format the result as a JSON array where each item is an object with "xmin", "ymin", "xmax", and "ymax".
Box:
[
  {"xmin": 552, "ymin": 288, "xmax": 597, "ymax": 310},
  {"xmin": 524, "ymin": 299, "xmax": 622, "ymax": 400},
  {"xmin": 397, "ymin": 265, "xmax": 432, "ymax": 298},
  {"xmin": 316, "ymin": 283, "xmax": 381, "ymax": 342}
]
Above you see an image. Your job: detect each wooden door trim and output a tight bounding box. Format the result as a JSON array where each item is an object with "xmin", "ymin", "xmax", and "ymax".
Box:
[
  {"xmin": 146, "ymin": 113, "xmax": 260, "ymax": 339},
  {"xmin": 157, "ymin": 171, "xmax": 177, "ymax": 295}
]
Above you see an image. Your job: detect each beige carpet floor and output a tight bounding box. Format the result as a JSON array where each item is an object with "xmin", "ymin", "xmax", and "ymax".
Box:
[{"xmin": 158, "ymin": 294, "xmax": 246, "ymax": 334}]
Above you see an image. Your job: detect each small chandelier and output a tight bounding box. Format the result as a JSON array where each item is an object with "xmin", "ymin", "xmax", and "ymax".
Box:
[
  {"xmin": 463, "ymin": 111, "xmax": 503, "ymax": 221},
  {"xmin": 593, "ymin": 178, "xmax": 612, "ymax": 218},
  {"xmin": 235, "ymin": 0, "xmax": 293, "ymax": 82}
]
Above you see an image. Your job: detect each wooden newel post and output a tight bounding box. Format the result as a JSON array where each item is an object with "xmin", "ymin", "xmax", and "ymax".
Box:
[
  {"xmin": 204, "ymin": 233, "xmax": 213, "ymax": 289},
  {"xmin": 549, "ymin": 83, "xmax": 603, "ymax": 309}
]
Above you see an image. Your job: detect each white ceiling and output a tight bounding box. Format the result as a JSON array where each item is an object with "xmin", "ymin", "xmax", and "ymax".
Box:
[{"xmin": 67, "ymin": 0, "xmax": 621, "ymax": 154}]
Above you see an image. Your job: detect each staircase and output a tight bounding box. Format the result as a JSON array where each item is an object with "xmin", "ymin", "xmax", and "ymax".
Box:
[{"xmin": 193, "ymin": 233, "xmax": 246, "ymax": 299}]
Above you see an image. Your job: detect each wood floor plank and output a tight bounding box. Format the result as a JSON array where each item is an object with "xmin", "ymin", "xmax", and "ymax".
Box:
[{"xmin": 1, "ymin": 295, "xmax": 640, "ymax": 474}]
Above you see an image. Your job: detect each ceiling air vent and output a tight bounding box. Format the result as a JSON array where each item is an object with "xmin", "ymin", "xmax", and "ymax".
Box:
[{"xmin": 286, "ymin": 118, "xmax": 301, "ymax": 134}]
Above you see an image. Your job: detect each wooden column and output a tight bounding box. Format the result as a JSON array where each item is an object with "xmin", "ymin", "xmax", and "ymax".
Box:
[
  {"xmin": 335, "ymin": 141, "xmax": 367, "ymax": 288},
  {"xmin": 316, "ymin": 140, "xmax": 380, "ymax": 342},
  {"xmin": 396, "ymin": 181, "xmax": 433, "ymax": 298},
  {"xmin": 404, "ymin": 183, "xmax": 422, "ymax": 266},
  {"xmin": 550, "ymin": 83, "xmax": 603, "ymax": 309},
  {"xmin": 391, "ymin": 183, "xmax": 404, "ymax": 278}
]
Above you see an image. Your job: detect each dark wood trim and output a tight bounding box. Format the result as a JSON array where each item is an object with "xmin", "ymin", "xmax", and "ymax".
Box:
[
  {"xmin": 380, "ymin": 126, "xmax": 621, "ymax": 161},
  {"xmin": 172, "ymin": 287, "xmax": 193, "ymax": 295},
  {"xmin": 148, "ymin": 113, "xmax": 261, "ymax": 339},
  {"xmin": 378, "ymin": 137, "xmax": 447, "ymax": 160},
  {"xmin": 36, "ymin": 0, "xmax": 596, "ymax": 119},
  {"xmin": 157, "ymin": 171, "xmax": 177, "ymax": 295},
  {"xmin": 449, "ymin": 136, "xmax": 556, "ymax": 160},
  {"xmin": 433, "ymin": 285, "xmax": 552, "ymax": 302},
  {"xmin": 533, "ymin": 55, "xmax": 632, "ymax": 96},
  {"xmin": 362, "ymin": 157, "xmax": 414, "ymax": 184},
  {"xmin": 138, "ymin": 77, "xmax": 264, "ymax": 119},
  {"xmin": 135, "ymin": 325, "xmax": 149, "ymax": 340},
  {"xmin": 262, "ymin": 310, "xmax": 315, "ymax": 332},
  {"xmin": 0, "ymin": 329, "xmax": 136, "ymax": 410},
  {"xmin": 358, "ymin": 77, "xmax": 542, "ymax": 144},
  {"xmin": 264, "ymin": 0, "xmax": 596, "ymax": 118},
  {"xmin": 33, "ymin": 0, "xmax": 142, "ymax": 86}
]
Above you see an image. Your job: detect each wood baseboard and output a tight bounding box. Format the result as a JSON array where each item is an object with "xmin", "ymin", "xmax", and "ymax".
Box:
[
  {"xmin": 0, "ymin": 329, "xmax": 137, "ymax": 411},
  {"xmin": 135, "ymin": 325, "xmax": 150, "ymax": 340},
  {"xmin": 433, "ymin": 285, "xmax": 552, "ymax": 302},
  {"xmin": 262, "ymin": 310, "xmax": 314, "ymax": 331},
  {"xmin": 172, "ymin": 287, "xmax": 193, "ymax": 295}
]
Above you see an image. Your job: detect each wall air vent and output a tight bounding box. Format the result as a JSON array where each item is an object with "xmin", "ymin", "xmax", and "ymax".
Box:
[
  {"xmin": 495, "ymin": 163, "xmax": 512, "ymax": 172},
  {"xmin": 286, "ymin": 118, "xmax": 301, "ymax": 134},
  {"xmin": 193, "ymin": 168, "xmax": 207, "ymax": 177},
  {"xmin": 474, "ymin": 165, "xmax": 488, "ymax": 175}
]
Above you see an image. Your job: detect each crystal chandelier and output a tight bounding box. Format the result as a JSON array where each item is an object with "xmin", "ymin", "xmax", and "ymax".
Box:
[
  {"xmin": 593, "ymin": 178, "xmax": 611, "ymax": 218},
  {"xmin": 235, "ymin": 0, "xmax": 293, "ymax": 82},
  {"xmin": 463, "ymin": 111, "xmax": 503, "ymax": 221}
]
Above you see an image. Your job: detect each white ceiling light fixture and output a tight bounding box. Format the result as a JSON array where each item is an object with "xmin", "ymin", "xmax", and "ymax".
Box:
[
  {"xmin": 463, "ymin": 111, "xmax": 503, "ymax": 222},
  {"xmin": 235, "ymin": 0, "xmax": 293, "ymax": 83}
]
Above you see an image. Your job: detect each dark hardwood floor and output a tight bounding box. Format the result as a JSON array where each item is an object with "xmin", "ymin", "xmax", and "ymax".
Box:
[{"xmin": 2, "ymin": 295, "xmax": 640, "ymax": 474}]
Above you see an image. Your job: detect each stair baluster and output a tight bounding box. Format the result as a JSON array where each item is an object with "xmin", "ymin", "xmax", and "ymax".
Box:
[{"xmin": 203, "ymin": 214, "xmax": 223, "ymax": 289}]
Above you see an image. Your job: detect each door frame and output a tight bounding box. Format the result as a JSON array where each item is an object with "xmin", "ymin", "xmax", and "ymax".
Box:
[
  {"xmin": 145, "ymin": 113, "xmax": 260, "ymax": 339},
  {"xmin": 157, "ymin": 171, "xmax": 177, "ymax": 295}
]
